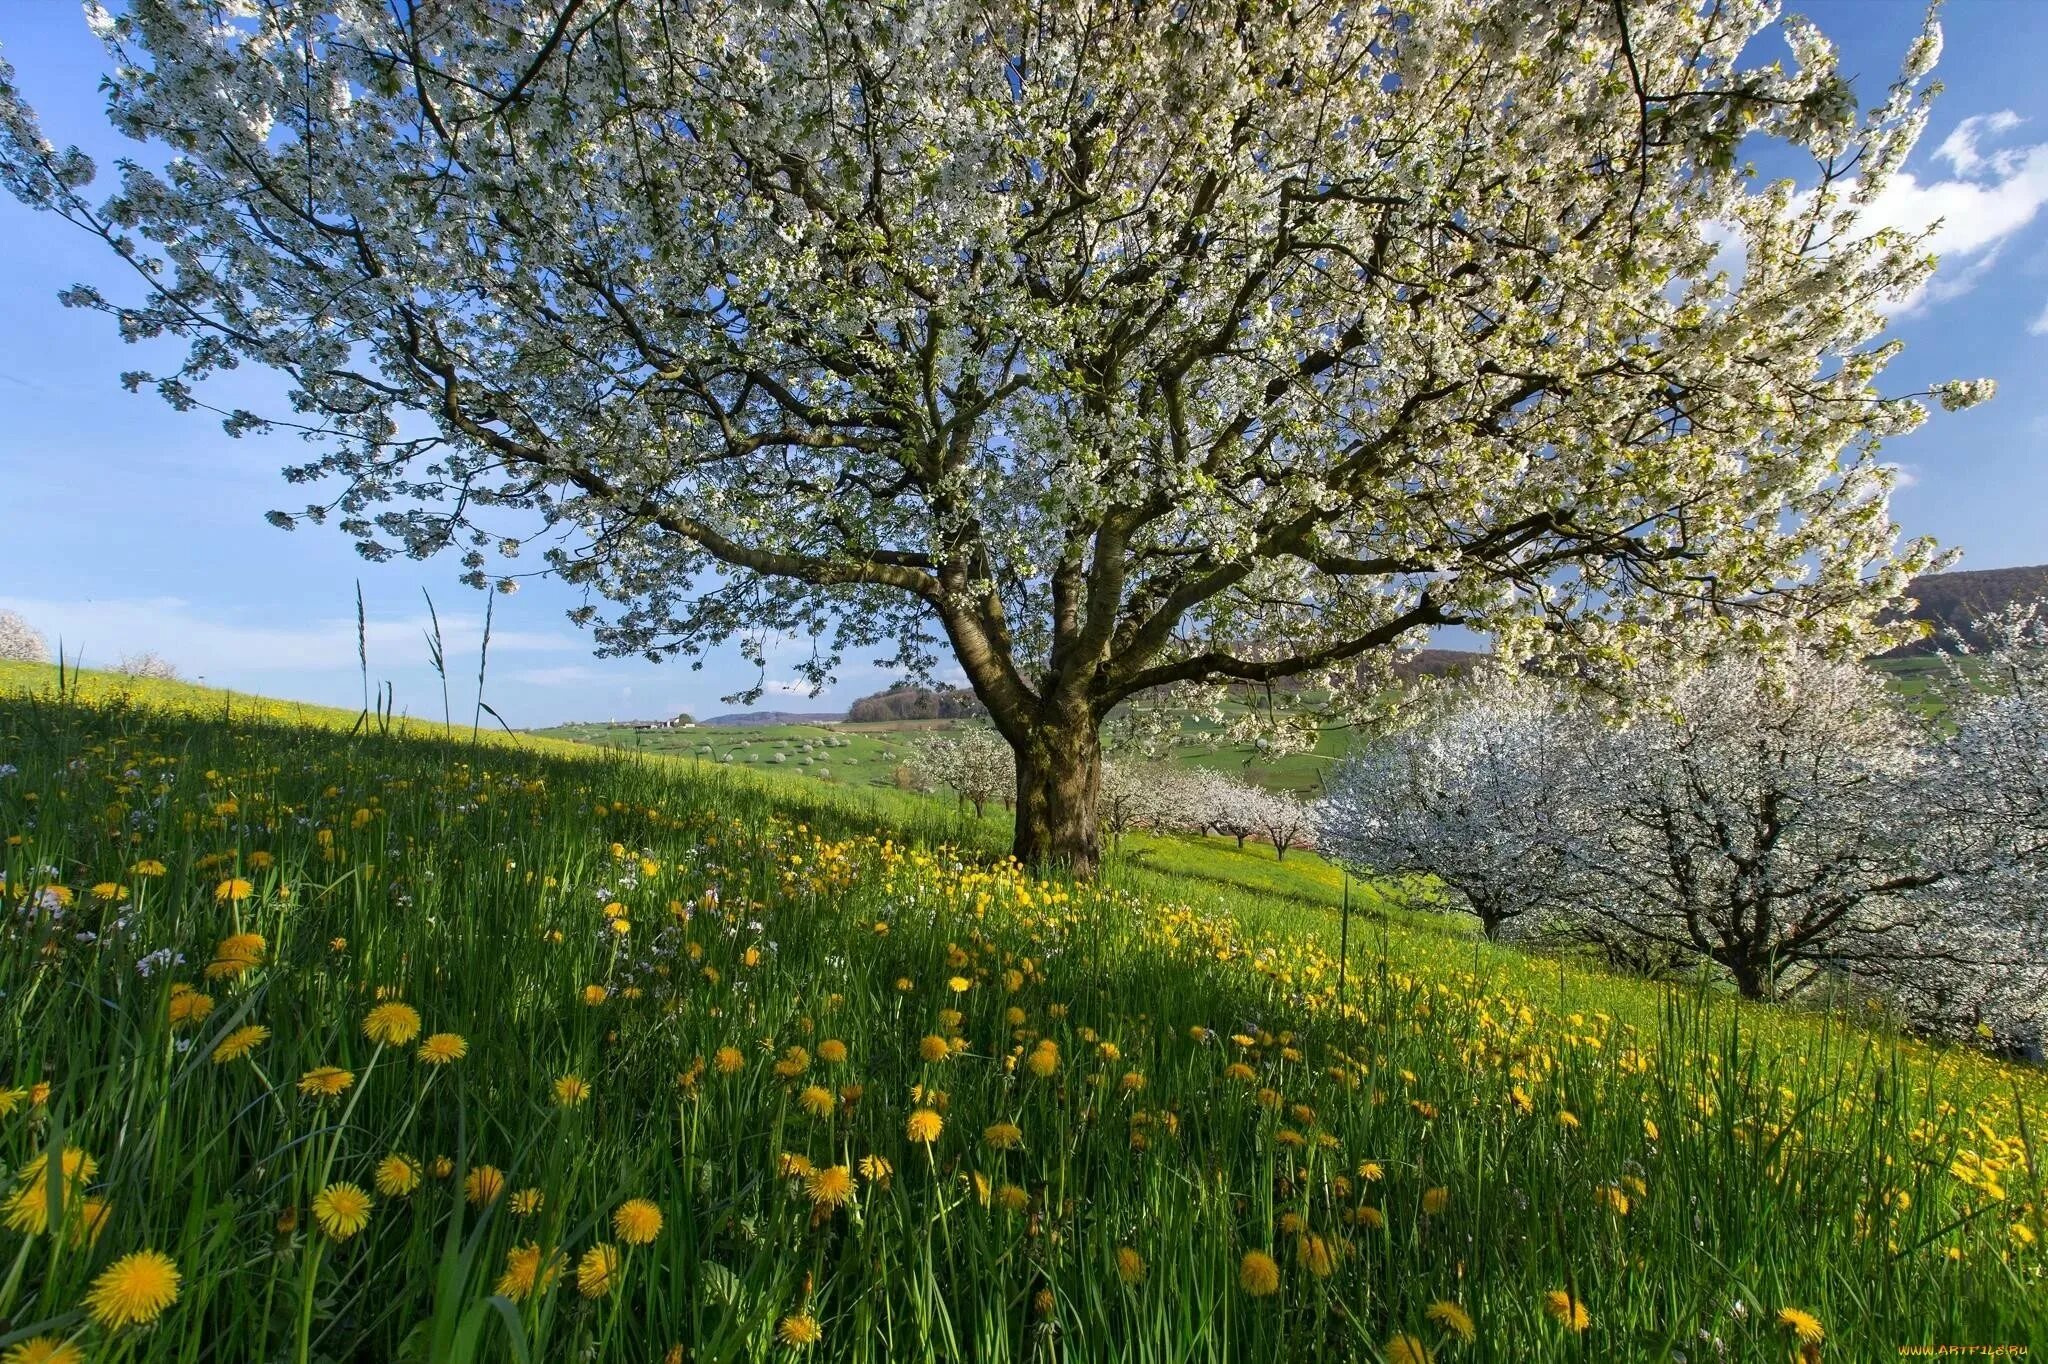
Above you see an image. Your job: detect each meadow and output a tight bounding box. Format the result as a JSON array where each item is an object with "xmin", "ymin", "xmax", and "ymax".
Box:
[{"xmin": 0, "ymin": 667, "xmax": 2043, "ymax": 1362}]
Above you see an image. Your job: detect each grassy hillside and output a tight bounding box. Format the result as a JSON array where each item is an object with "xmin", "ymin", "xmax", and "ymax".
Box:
[{"xmin": 2, "ymin": 673, "xmax": 2042, "ymax": 1360}]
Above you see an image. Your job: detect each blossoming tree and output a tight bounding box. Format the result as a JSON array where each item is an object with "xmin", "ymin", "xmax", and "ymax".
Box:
[
  {"xmin": 0, "ymin": 1, "xmax": 1987, "ymax": 871},
  {"xmin": 1319, "ymin": 671, "xmax": 1595, "ymax": 940}
]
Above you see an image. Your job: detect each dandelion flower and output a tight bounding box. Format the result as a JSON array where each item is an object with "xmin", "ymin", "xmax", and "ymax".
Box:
[
  {"xmin": 212, "ymin": 1024, "xmax": 269, "ymax": 1064},
  {"xmin": 858, "ymin": 1154, "xmax": 893, "ymax": 1186},
  {"xmin": 464, "ymin": 1165, "xmax": 506, "ymax": 1205},
  {"xmin": 375, "ymin": 1154, "xmax": 421, "ymax": 1198},
  {"xmin": 5, "ymin": 1149, "xmax": 97, "ymax": 1234},
  {"xmin": 214, "ymin": 878, "xmax": 254, "ymax": 903},
  {"xmin": 363, "ymin": 1002, "xmax": 422, "ymax": 1047},
  {"xmin": 1026, "ymin": 1041, "xmax": 1059, "ymax": 1078},
  {"xmin": 1386, "ymin": 1334, "xmax": 1434, "ymax": 1364},
  {"xmin": 817, "ymin": 1039, "xmax": 848, "ymax": 1064},
  {"xmin": 613, "ymin": 1198, "xmax": 663, "ymax": 1245},
  {"xmin": 4, "ymin": 1336, "xmax": 85, "ymax": 1364},
  {"xmin": 777, "ymin": 1312, "xmax": 821, "ymax": 1348},
  {"xmin": 495, "ymin": 1242, "xmax": 564, "ymax": 1301},
  {"xmin": 1239, "ymin": 1250, "xmax": 1280, "ymax": 1296},
  {"xmin": 1542, "ymin": 1290, "xmax": 1590, "ymax": 1332},
  {"xmin": 798, "ymin": 1084, "xmax": 835, "ymax": 1118},
  {"xmin": 947, "ymin": 975, "xmax": 970, "ymax": 993},
  {"xmin": 1426, "ymin": 1300, "xmax": 1475, "ymax": 1343},
  {"xmin": 417, "ymin": 1032, "xmax": 467, "ymax": 1065},
  {"xmin": 1115, "ymin": 1246, "xmax": 1146, "ymax": 1285},
  {"xmin": 918, "ymin": 1034, "xmax": 951, "ymax": 1063},
  {"xmin": 1295, "ymin": 1232, "xmax": 1336, "ymax": 1278},
  {"xmin": 511, "ymin": 1187, "xmax": 544, "ymax": 1216},
  {"xmin": 85, "ymin": 1249, "xmax": 180, "ymax": 1328},
  {"xmin": 714, "ymin": 1046, "xmax": 745, "ymax": 1075},
  {"xmin": 312, "ymin": 1183, "xmax": 373, "ymax": 1240},
  {"xmin": 1420, "ymin": 1186, "xmax": 1449, "ymax": 1216},
  {"xmin": 205, "ymin": 932, "xmax": 265, "ymax": 980},
  {"xmin": 297, "ymin": 1066, "xmax": 355, "ymax": 1099},
  {"xmin": 1777, "ymin": 1308, "xmax": 1824, "ymax": 1345},
  {"xmin": 167, "ymin": 985, "xmax": 214, "ymax": 1029},
  {"xmin": 552, "ymin": 1074, "xmax": 590, "ymax": 1107},
  {"xmin": 906, "ymin": 1109, "xmax": 944, "ymax": 1144},
  {"xmin": 983, "ymin": 1120, "xmax": 1023, "ymax": 1151},
  {"xmin": 576, "ymin": 1243, "xmax": 622, "ymax": 1298},
  {"xmin": 804, "ymin": 1164, "xmax": 856, "ymax": 1210}
]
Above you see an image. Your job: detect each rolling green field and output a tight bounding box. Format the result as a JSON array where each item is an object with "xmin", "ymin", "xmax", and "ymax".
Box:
[{"xmin": 1, "ymin": 663, "xmax": 2042, "ymax": 1362}]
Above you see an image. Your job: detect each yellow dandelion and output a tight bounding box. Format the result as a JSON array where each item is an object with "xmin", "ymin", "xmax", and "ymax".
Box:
[
  {"xmin": 312, "ymin": 1182, "xmax": 373, "ymax": 1240},
  {"xmin": 374, "ymin": 1154, "xmax": 422, "ymax": 1198},
  {"xmin": 167, "ymin": 985, "xmax": 215, "ymax": 1029},
  {"xmin": 297, "ymin": 1066, "xmax": 355, "ymax": 1099},
  {"xmin": 510, "ymin": 1187, "xmax": 545, "ymax": 1216},
  {"xmin": 131, "ymin": 859, "xmax": 167, "ymax": 877},
  {"xmin": 417, "ymin": 1032, "xmax": 467, "ymax": 1065},
  {"xmin": 212, "ymin": 1024, "xmax": 269, "ymax": 1064},
  {"xmin": 613, "ymin": 1198, "xmax": 663, "ymax": 1245},
  {"xmin": 5, "ymin": 1148, "xmax": 97, "ymax": 1234},
  {"xmin": 576, "ymin": 1244, "xmax": 622, "ymax": 1299},
  {"xmin": 1387, "ymin": 1334, "xmax": 1434, "ymax": 1364},
  {"xmin": 817, "ymin": 1039, "xmax": 848, "ymax": 1064},
  {"xmin": 804, "ymin": 1164, "xmax": 856, "ymax": 1210},
  {"xmin": 464, "ymin": 1165, "xmax": 506, "ymax": 1205},
  {"xmin": 581, "ymin": 984, "xmax": 609, "ymax": 1006},
  {"xmin": 1421, "ymin": 1186, "xmax": 1449, "ymax": 1216},
  {"xmin": 213, "ymin": 878, "xmax": 254, "ymax": 903},
  {"xmin": 797, "ymin": 1084, "xmax": 835, "ymax": 1118},
  {"xmin": 983, "ymin": 1120, "xmax": 1023, "ymax": 1151},
  {"xmin": 1777, "ymin": 1308, "xmax": 1824, "ymax": 1345},
  {"xmin": 1642, "ymin": 1117, "xmax": 1660, "ymax": 1142},
  {"xmin": 3, "ymin": 1336, "xmax": 85, "ymax": 1364},
  {"xmin": 495, "ymin": 1242, "xmax": 565, "ymax": 1301},
  {"xmin": 1295, "ymin": 1232, "xmax": 1337, "ymax": 1278},
  {"xmin": 1239, "ymin": 1249, "xmax": 1281, "ymax": 1297},
  {"xmin": 918, "ymin": 1034, "xmax": 950, "ymax": 1063},
  {"xmin": 1426, "ymin": 1300, "xmax": 1475, "ymax": 1343},
  {"xmin": 84, "ymin": 1249, "xmax": 180, "ymax": 1329},
  {"xmin": 714, "ymin": 1045, "xmax": 746, "ymax": 1075},
  {"xmin": 552, "ymin": 1074, "xmax": 590, "ymax": 1107},
  {"xmin": 858, "ymin": 1154, "xmax": 894, "ymax": 1186},
  {"xmin": 1116, "ymin": 1246, "xmax": 1146, "ymax": 1285},
  {"xmin": 363, "ymin": 1002, "xmax": 421, "ymax": 1047},
  {"xmin": 1542, "ymin": 1290, "xmax": 1590, "ymax": 1332},
  {"xmin": 205, "ymin": 932, "xmax": 266, "ymax": 980},
  {"xmin": 1026, "ymin": 1041, "xmax": 1060, "ymax": 1077},
  {"xmin": 947, "ymin": 975, "xmax": 970, "ymax": 993},
  {"xmin": 777, "ymin": 1312, "xmax": 822, "ymax": 1348},
  {"xmin": 906, "ymin": 1109, "xmax": 944, "ymax": 1144}
]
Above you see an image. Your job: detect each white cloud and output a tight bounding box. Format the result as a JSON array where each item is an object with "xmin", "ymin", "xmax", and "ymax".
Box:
[
  {"xmin": 1934, "ymin": 111, "xmax": 2025, "ymax": 177},
  {"xmin": 0, "ymin": 594, "xmax": 583, "ymax": 678},
  {"xmin": 1859, "ymin": 112, "xmax": 2048, "ymax": 313},
  {"xmin": 762, "ymin": 678, "xmax": 824, "ymax": 697},
  {"xmin": 1881, "ymin": 462, "xmax": 1920, "ymax": 491},
  {"xmin": 2030, "ymin": 297, "xmax": 2048, "ymax": 336}
]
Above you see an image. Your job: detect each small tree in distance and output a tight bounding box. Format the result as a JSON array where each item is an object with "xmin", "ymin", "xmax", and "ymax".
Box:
[
  {"xmin": 0, "ymin": 2, "xmax": 1989, "ymax": 873},
  {"xmin": 0, "ymin": 609, "xmax": 49, "ymax": 665}
]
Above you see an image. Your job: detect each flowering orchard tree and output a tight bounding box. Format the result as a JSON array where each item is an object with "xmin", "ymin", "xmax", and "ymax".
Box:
[
  {"xmin": 1570, "ymin": 651, "xmax": 1948, "ymax": 1000},
  {"xmin": 908, "ymin": 729, "xmax": 1014, "ymax": 819},
  {"xmin": 1195, "ymin": 771, "xmax": 1269, "ymax": 851},
  {"xmin": 0, "ymin": 2, "xmax": 1989, "ymax": 872},
  {"xmin": 1320, "ymin": 671, "xmax": 1594, "ymax": 940},
  {"xmin": 0, "ymin": 609, "xmax": 49, "ymax": 664}
]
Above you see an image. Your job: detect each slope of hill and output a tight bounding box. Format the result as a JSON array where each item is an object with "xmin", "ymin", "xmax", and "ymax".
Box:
[
  {"xmin": 1882, "ymin": 563, "xmax": 2048, "ymax": 656},
  {"xmin": 2, "ymin": 668, "xmax": 2041, "ymax": 1359}
]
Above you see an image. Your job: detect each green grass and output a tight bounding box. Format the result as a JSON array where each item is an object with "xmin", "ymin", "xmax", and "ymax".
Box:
[{"xmin": 1, "ymin": 674, "xmax": 2043, "ymax": 1361}]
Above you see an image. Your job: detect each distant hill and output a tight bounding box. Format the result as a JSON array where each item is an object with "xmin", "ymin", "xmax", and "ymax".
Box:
[
  {"xmin": 699, "ymin": 709, "xmax": 844, "ymax": 727},
  {"xmin": 1395, "ymin": 647, "xmax": 1488, "ymax": 680},
  {"xmin": 847, "ymin": 683, "xmax": 985, "ymax": 723},
  {"xmin": 1880, "ymin": 564, "xmax": 2048, "ymax": 657}
]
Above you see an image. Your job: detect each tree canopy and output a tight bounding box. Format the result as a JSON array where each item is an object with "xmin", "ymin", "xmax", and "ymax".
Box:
[{"xmin": 0, "ymin": 0, "xmax": 1988, "ymax": 870}]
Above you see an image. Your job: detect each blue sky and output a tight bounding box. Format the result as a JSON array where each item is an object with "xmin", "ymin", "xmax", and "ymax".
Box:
[{"xmin": 3, "ymin": 2, "xmax": 2047, "ymax": 727}]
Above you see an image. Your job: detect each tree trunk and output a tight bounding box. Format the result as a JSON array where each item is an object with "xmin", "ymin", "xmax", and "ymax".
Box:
[{"xmin": 1012, "ymin": 706, "xmax": 1103, "ymax": 877}]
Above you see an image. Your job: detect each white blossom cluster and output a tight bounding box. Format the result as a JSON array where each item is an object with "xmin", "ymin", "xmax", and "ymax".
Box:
[{"xmin": 0, "ymin": 609, "xmax": 49, "ymax": 665}]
